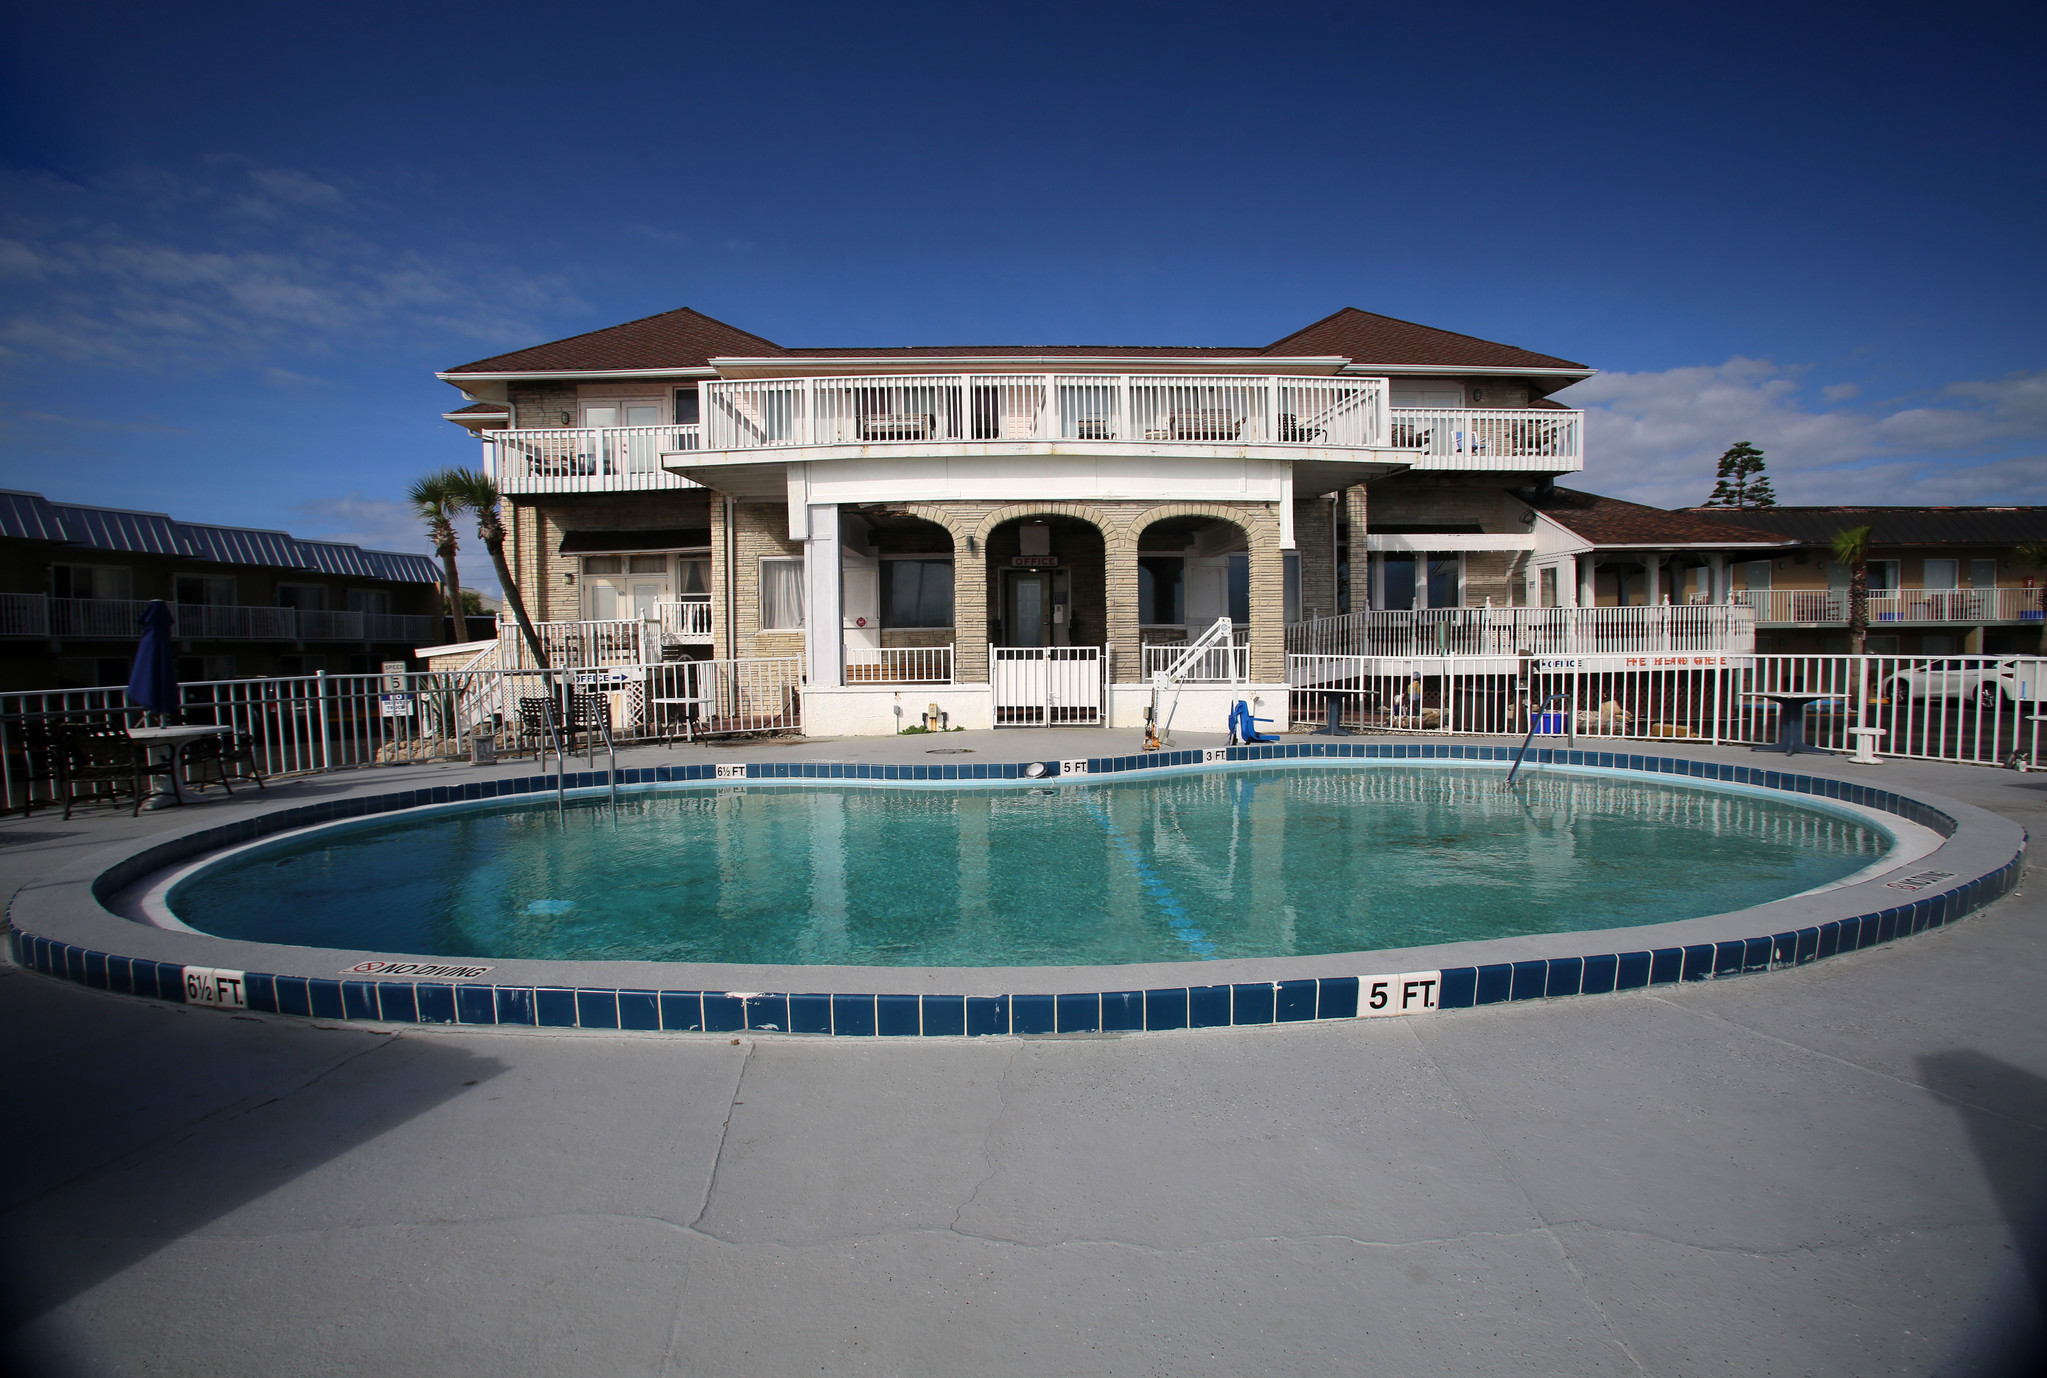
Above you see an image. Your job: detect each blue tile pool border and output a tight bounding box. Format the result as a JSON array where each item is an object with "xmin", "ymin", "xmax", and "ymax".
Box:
[{"xmin": 10, "ymin": 746, "xmax": 2027, "ymax": 1038}]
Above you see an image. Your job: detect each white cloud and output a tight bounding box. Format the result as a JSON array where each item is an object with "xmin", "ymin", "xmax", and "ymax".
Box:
[
  {"xmin": 0, "ymin": 163, "xmax": 581, "ymax": 372},
  {"xmin": 1556, "ymin": 360, "xmax": 2047, "ymax": 508},
  {"xmin": 292, "ymin": 493, "xmax": 503, "ymax": 600}
]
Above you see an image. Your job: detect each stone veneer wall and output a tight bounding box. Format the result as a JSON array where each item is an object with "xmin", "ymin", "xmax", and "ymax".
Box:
[
  {"xmin": 712, "ymin": 499, "xmax": 805, "ymax": 662},
  {"xmin": 504, "ymin": 494, "xmax": 713, "ymax": 624}
]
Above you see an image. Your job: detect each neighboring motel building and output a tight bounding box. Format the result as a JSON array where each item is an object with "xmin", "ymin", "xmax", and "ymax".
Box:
[
  {"xmin": 439, "ymin": 307, "xmax": 1594, "ymax": 733},
  {"xmin": 0, "ymin": 489, "xmax": 446, "ymax": 693}
]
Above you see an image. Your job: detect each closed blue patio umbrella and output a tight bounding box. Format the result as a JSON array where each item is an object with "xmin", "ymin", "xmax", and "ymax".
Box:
[{"xmin": 127, "ymin": 599, "xmax": 180, "ymax": 720}]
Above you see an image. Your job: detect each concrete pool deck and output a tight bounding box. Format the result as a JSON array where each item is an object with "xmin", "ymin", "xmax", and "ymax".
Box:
[{"xmin": 1, "ymin": 732, "xmax": 2042, "ymax": 1376}]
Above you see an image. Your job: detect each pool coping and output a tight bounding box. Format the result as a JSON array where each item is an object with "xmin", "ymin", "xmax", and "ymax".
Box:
[{"xmin": 6, "ymin": 743, "xmax": 2029, "ymax": 1037}]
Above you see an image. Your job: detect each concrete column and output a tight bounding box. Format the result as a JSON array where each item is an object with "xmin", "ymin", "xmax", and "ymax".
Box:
[
  {"xmin": 1709, "ymin": 552, "xmax": 1728, "ymax": 603},
  {"xmin": 1344, "ymin": 486, "xmax": 1369, "ymax": 615},
  {"xmin": 952, "ymin": 522, "xmax": 988, "ymax": 685},
  {"xmin": 1577, "ymin": 554, "xmax": 1596, "ymax": 608},
  {"xmin": 804, "ymin": 503, "xmax": 842, "ymax": 687},
  {"xmin": 1644, "ymin": 552, "xmax": 1662, "ymax": 606},
  {"xmin": 1248, "ymin": 505, "xmax": 1286, "ymax": 684},
  {"xmin": 1104, "ymin": 522, "xmax": 1143, "ymax": 684}
]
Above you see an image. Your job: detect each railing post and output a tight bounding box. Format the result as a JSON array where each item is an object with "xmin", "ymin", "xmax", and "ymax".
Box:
[{"xmin": 316, "ymin": 670, "xmax": 332, "ymax": 772}]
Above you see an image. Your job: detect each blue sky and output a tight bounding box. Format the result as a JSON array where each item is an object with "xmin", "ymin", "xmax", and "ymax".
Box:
[{"xmin": 2, "ymin": 1, "xmax": 2042, "ymax": 595}]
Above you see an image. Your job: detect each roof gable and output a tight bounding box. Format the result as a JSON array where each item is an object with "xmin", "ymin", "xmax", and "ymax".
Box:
[
  {"xmin": 1263, "ymin": 307, "xmax": 1589, "ymax": 371},
  {"xmin": 444, "ymin": 307, "xmax": 787, "ymax": 375}
]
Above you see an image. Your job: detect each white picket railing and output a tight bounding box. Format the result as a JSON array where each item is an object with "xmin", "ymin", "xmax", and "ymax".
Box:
[
  {"xmin": 0, "ymin": 658, "xmax": 811, "ymax": 811},
  {"xmin": 1286, "ymin": 652, "xmax": 2046, "ymax": 768},
  {"xmin": 844, "ymin": 645, "xmax": 954, "ymax": 684},
  {"xmin": 500, "ymin": 619, "xmax": 652, "ymax": 669},
  {"xmin": 1142, "ymin": 641, "xmax": 1249, "ymax": 682},
  {"xmin": 1383, "ymin": 407, "xmax": 1582, "ymax": 468},
  {"xmin": 656, "ymin": 599, "xmax": 714, "ymax": 642},
  {"xmin": 701, "ymin": 373, "xmax": 1396, "ymax": 452},
  {"xmin": 1287, "ymin": 605, "xmax": 1756, "ymax": 658},
  {"xmin": 0, "ymin": 592, "xmax": 49, "ymax": 637},
  {"xmin": 485, "ymin": 424, "xmax": 703, "ymax": 494},
  {"xmin": 1737, "ymin": 587, "xmax": 2047, "ymax": 626}
]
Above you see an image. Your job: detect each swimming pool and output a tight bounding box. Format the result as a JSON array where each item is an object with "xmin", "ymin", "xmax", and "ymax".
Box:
[{"xmin": 165, "ymin": 765, "xmax": 1892, "ymax": 967}]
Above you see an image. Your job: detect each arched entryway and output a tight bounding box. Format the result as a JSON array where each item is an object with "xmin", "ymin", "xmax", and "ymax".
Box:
[{"xmin": 984, "ymin": 514, "xmax": 1108, "ymax": 649}]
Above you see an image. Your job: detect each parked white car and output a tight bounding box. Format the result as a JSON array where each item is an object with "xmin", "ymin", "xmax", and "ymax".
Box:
[{"xmin": 1881, "ymin": 658, "xmax": 2034, "ymax": 707}]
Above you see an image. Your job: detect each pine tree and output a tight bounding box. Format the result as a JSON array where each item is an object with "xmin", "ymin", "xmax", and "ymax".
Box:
[{"xmin": 1701, "ymin": 441, "xmax": 1778, "ymax": 509}]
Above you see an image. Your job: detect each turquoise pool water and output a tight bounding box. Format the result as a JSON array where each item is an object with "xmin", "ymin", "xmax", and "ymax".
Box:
[{"xmin": 167, "ymin": 766, "xmax": 1890, "ymax": 967}]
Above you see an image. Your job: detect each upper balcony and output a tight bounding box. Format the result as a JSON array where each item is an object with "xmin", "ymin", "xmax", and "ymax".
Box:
[
  {"xmin": 0, "ymin": 593, "xmax": 437, "ymax": 644},
  {"xmin": 1735, "ymin": 588, "xmax": 2047, "ymax": 627},
  {"xmin": 483, "ymin": 371, "xmax": 1583, "ymax": 494}
]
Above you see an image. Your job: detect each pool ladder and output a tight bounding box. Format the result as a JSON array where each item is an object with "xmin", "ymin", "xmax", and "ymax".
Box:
[
  {"xmin": 1506, "ymin": 692, "xmax": 1575, "ymax": 788},
  {"xmin": 537, "ymin": 690, "xmax": 620, "ymax": 810}
]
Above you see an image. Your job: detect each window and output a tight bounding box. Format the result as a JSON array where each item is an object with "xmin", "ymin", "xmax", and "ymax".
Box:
[
  {"xmin": 276, "ymin": 583, "xmax": 328, "ymax": 611},
  {"xmin": 1227, "ymin": 554, "xmax": 1249, "ymax": 625},
  {"xmin": 346, "ymin": 589, "xmax": 391, "ymax": 616},
  {"xmin": 1969, "ymin": 558, "xmax": 1996, "ymax": 588},
  {"xmin": 52, "ymin": 563, "xmax": 132, "ymax": 601},
  {"xmin": 1743, "ymin": 560, "xmax": 1772, "ymax": 591},
  {"xmin": 1866, "ymin": 635, "xmax": 1900, "ymax": 654},
  {"xmin": 581, "ymin": 556, "xmax": 623, "ymax": 576},
  {"xmin": 1922, "ymin": 559, "xmax": 1958, "ymax": 590},
  {"xmin": 1137, "ymin": 557, "xmax": 1184, "ymax": 625},
  {"xmin": 627, "ymin": 554, "xmax": 667, "ymax": 575},
  {"xmin": 760, "ymin": 557, "xmax": 805, "ymax": 630},
  {"xmin": 1382, "ymin": 555, "xmax": 1418, "ymax": 610},
  {"xmin": 175, "ymin": 575, "xmax": 235, "ymax": 606},
  {"xmin": 1540, "ymin": 567, "xmax": 1559, "ymax": 607},
  {"xmin": 674, "ymin": 387, "xmax": 700, "ymax": 426},
  {"xmin": 677, "ymin": 558, "xmax": 710, "ymax": 596},
  {"xmin": 1869, "ymin": 560, "xmax": 1900, "ymax": 591},
  {"xmin": 882, "ymin": 559, "xmax": 954, "ymax": 628},
  {"xmin": 1427, "ymin": 555, "xmax": 1460, "ymax": 608},
  {"xmin": 1282, "ymin": 552, "xmax": 1300, "ymax": 624}
]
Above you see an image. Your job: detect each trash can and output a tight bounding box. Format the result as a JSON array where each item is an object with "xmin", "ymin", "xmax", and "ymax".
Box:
[{"xmin": 1533, "ymin": 711, "xmax": 1569, "ymax": 735}]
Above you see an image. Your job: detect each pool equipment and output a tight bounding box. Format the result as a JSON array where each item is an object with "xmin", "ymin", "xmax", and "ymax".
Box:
[
  {"xmin": 1229, "ymin": 699, "xmax": 1277, "ymax": 745},
  {"xmin": 1507, "ymin": 692, "xmax": 1574, "ymax": 787},
  {"xmin": 1145, "ymin": 615, "xmax": 1237, "ymax": 750}
]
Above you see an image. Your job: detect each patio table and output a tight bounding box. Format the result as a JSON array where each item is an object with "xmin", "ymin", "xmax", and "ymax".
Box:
[
  {"xmin": 128, "ymin": 724, "xmax": 231, "ymax": 809},
  {"xmin": 1744, "ymin": 691, "xmax": 1835, "ymax": 757}
]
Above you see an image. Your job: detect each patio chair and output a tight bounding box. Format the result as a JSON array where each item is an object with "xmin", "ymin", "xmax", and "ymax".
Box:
[
  {"xmin": 185, "ymin": 731, "xmax": 266, "ymax": 795},
  {"xmin": 56, "ymin": 723, "xmax": 148, "ymax": 819}
]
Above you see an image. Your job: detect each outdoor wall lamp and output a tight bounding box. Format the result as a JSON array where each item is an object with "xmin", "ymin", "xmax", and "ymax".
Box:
[
  {"xmin": 562, "ymin": 572, "xmax": 575, "ymax": 585},
  {"xmin": 560, "ymin": 411, "xmax": 573, "ymax": 425}
]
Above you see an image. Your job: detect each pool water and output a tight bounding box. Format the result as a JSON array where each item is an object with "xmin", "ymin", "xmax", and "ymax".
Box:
[{"xmin": 168, "ymin": 766, "xmax": 1891, "ymax": 968}]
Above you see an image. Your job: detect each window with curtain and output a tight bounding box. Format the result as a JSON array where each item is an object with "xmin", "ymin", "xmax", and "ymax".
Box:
[
  {"xmin": 882, "ymin": 559, "xmax": 953, "ymax": 627},
  {"xmin": 760, "ymin": 557, "xmax": 805, "ymax": 630}
]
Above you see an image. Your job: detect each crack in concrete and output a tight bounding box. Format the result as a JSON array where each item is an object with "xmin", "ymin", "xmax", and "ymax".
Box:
[
  {"xmin": 1642, "ymin": 991, "xmax": 2047, "ymax": 1133},
  {"xmin": 948, "ymin": 1039, "xmax": 1023, "ymax": 1235},
  {"xmin": 664, "ymin": 1037, "xmax": 755, "ymax": 1378},
  {"xmin": 1405, "ymin": 1021, "xmax": 1653, "ymax": 1376}
]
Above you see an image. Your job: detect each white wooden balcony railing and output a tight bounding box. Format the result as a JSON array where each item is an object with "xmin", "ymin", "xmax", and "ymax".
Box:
[
  {"xmin": 1736, "ymin": 588, "xmax": 2047, "ymax": 626},
  {"xmin": 655, "ymin": 599, "xmax": 714, "ymax": 643},
  {"xmin": 1286, "ymin": 605, "xmax": 1757, "ymax": 658},
  {"xmin": 701, "ymin": 373, "xmax": 1394, "ymax": 454},
  {"xmin": 844, "ymin": 645, "xmax": 953, "ymax": 684},
  {"xmin": 483, "ymin": 378, "xmax": 1584, "ymax": 493},
  {"xmin": 500, "ymin": 618, "xmax": 651, "ymax": 669},
  {"xmin": 486, "ymin": 424, "xmax": 702, "ymax": 494},
  {"xmin": 0, "ymin": 597, "xmax": 436, "ymax": 643},
  {"xmin": 1141, "ymin": 640, "xmax": 1250, "ymax": 682}
]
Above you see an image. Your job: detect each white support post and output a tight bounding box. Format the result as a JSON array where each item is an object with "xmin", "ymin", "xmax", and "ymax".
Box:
[
  {"xmin": 1577, "ymin": 555, "xmax": 1596, "ymax": 609},
  {"xmin": 805, "ymin": 503, "xmax": 843, "ymax": 688},
  {"xmin": 1278, "ymin": 467, "xmax": 1295, "ymax": 550}
]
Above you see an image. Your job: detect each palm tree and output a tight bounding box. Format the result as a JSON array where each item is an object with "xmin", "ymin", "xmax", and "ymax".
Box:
[
  {"xmin": 409, "ymin": 469, "xmax": 469, "ymax": 644},
  {"xmin": 451, "ymin": 468, "xmax": 550, "ymax": 671},
  {"xmin": 1829, "ymin": 524, "xmax": 1874, "ymax": 654}
]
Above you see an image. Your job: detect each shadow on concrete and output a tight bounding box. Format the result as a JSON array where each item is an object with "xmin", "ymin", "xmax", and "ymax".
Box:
[
  {"xmin": 1917, "ymin": 1050, "xmax": 2047, "ymax": 1377},
  {"xmin": 0, "ymin": 986, "xmax": 506, "ymax": 1378}
]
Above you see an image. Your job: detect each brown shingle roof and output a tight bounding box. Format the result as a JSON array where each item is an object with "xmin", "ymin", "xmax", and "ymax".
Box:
[
  {"xmin": 443, "ymin": 307, "xmax": 787, "ymax": 375},
  {"xmin": 1534, "ymin": 488, "xmax": 1791, "ymax": 547},
  {"xmin": 1263, "ymin": 307, "xmax": 1590, "ymax": 371},
  {"xmin": 441, "ymin": 305, "xmax": 1589, "ymax": 375},
  {"xmin": 1681, "ymin": 506, "xmax": 2047, "ymax": 546},
  {"xmin": 444, "ymin": 401, "xmax": 508, "ymax": 415}
]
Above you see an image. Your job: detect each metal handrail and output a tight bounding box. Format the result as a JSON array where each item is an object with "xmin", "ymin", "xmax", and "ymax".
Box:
[{"xmin": 1507, "ymin": 692, "xmax": 1575, "ymax": 787}]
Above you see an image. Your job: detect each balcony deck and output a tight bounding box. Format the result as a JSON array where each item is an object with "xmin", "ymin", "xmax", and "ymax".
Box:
[
  {"xmin": 1735, "ymin": 589, "xmax": 2047, "ymax": 627},
  {"xmin": 483, "ymin": 371, "xmax": 1584, "ymax": 494},
  {"xmin": 0, "ymin": 594, "xmax": 435, "ymax": 644}
]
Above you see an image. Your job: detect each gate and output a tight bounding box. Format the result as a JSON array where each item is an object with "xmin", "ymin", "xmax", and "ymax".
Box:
[{"xmin": 992, "ymin": 646, "xmax": 1104, "ymax": 726}]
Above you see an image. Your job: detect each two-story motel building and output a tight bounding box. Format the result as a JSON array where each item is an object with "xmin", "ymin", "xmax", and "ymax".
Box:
[{"xmin": 439, "ymin": 307, "xmax": 1593, "ymax": 734}]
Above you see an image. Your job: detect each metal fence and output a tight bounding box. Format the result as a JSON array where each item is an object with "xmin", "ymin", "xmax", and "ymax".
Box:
[
  {"xmin": 1287, "ymin": 653, "xmax": 2046, "ymax": 767},
  {"xmin": 1286, "ymin": 605, "xmax": 1757, "ymax": 658},
  {"xmin": 0, "ymin": 658, "xmax": 807, "ymax": 813}
]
